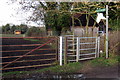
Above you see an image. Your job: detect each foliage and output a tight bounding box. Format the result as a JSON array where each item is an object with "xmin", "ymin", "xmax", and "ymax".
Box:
[
  {"xmin": 109, "ymin": 19, "xmax": 120, "ymax": 30},
  {"xmin": 108, "ymin": 2, "xmax": 120, "ymax": 30},
  {"xmin": 45, "ymin": 12, "xmax": 71, "ymax": 35},
  {"xmin": 42, "ymin": 2, "xmax": 72, "ymax": 35},
  {"xmin": 10, "ymin": 25, "xmax": 16, "ymax": 33},
  {"xmin": 25, "ymin": 27, "xmax": 45, "ymax": 37},
  {"xmin": 2, "ymin": 24, "xmax": 10, "ymax": 34},
  {"xmin": 2, "ymin": 24, "xmax": 28, "ymax": 34},
  {"xmin": 19, "ymin": 24, "xmax": 28, "ymax": 34},
  {"xmin": 17, "ymin": 1, "xmax": 120, "ymax": 36}
]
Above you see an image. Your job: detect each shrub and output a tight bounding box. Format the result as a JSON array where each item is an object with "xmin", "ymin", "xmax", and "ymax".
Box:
[{"xmin": 25, "ymin": 27, "xmax": 46, "ymax": 37}]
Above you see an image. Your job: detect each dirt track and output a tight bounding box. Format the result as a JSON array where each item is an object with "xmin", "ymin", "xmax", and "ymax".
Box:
[{"xmin": 78, "ymin": 63, "xmax": 120, "ymax": 78}]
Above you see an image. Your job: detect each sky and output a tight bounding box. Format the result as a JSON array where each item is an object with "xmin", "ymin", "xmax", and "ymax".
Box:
[{"xmin": 0, "ymin": 0, "xmax": 43, "ymax": 27}]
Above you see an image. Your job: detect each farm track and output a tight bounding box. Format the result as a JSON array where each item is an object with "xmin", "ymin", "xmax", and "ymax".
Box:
[{"xmin": 2, "ymin": 38, "xmax": 57, "ymax": 72}]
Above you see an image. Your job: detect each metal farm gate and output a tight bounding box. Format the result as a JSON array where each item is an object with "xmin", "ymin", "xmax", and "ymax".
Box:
[
  {"xmin": 59, "ymin": 35, "xmax": 100, "ymax": 65},
  {"xmin": 1, "ymin": 37, "xmax": 58, "ymax": 72}
]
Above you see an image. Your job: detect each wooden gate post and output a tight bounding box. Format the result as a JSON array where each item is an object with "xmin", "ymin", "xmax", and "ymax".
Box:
[
  {"xmin": 56, "ymin": 37, "xmax": 58, "ymax": 61},
  {"xmin": 97, "ymin": 37, "xmax": 100, "ymax": 57},
  {"xmin": 64, "ymin": 36, "xmax": 67, "ymax": 64}
]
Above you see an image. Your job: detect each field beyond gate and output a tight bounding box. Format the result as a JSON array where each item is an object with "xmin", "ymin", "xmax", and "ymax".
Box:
[{"xmin": 1, "ymin": 37, "xmax": 58, "ymax": 72}]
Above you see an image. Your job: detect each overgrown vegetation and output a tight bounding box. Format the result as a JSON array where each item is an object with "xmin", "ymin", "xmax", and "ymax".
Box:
[
  {"xmin": 90, "ymin": 53, "xmax": 120, "ymax": 66},
  {"xmin": 109, "ymin": 19, "xmax": 120, "ymax": 30}
]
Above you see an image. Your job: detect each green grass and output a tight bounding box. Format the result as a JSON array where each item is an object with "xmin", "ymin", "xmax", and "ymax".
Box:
[
  {"xmin": 3, "ymin": 71, "xmax": 28, "ymax": 76},
  {"xmin": 36, "ymin": 62, "xmax": 82, "ymax": 74},
  {"xmin": 3, "ymin": 62, "xmax": 82, "ymax": 77},
  {"xmin": 90, "ymin": 53, "xmax": 119, "ymax": 67}
]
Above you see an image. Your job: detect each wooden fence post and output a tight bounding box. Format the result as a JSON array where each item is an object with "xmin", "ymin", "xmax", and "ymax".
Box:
[
  {"xmin": 97, "ymin": 37, "xmax": 100, "ymax": 57},
  {"xmin": 64, "ymin": 36, "xmax": 67, "ymax": 64},
  {"xmin": 56, "ymin": 37, "xmax": 58, "ymax": 61}
]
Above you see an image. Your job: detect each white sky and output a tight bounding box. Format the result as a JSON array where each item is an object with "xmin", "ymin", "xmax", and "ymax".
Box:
[{"xmin": 0, "ymin": 0, "xmax": 43, "ymax": 27}]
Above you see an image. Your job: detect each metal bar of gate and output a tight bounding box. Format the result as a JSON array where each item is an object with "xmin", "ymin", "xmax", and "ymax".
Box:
[
  {"xmin": 95, "ymin": 37, "xmax": 98, "ymax": 58},
  {"xmin": 60, "ymin": 36, "xmax": 63, "ymax": 66},
  {"xmin": 78, "ymin": 37, "xmax": 99, "ymax": 60},
  {"xmin": 76, "ymin": 37, "xmax": 80, "ymax": 62}
]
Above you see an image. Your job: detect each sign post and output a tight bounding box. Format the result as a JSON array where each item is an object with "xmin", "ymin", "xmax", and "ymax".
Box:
[{"xmin": 95, "ymin": 6, "xmax": 109, "ymax": 59}]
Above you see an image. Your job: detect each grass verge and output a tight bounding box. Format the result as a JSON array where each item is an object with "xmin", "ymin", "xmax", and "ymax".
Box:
[
  {"xmin": 36, "ymin": 62, "xmax": 82, "ymax": 74},
  {"xmin": 3, "ymin": 62, "xmax": 82, "ymax": 77},
  {"xmin": 90, "ymin": 53, "xmax": 119, "ymax": 67}
]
